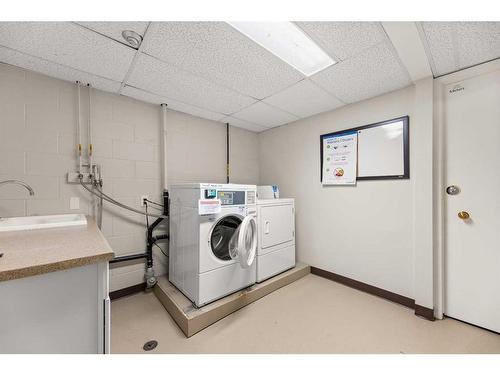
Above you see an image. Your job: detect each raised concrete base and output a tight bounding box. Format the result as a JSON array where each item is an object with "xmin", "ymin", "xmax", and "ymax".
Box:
[{"xmin": 154, "ymin": 263, "xmax": 310, "ymax": 337}]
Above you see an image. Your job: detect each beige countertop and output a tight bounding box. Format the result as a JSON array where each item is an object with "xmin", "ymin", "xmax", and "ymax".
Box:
[{"xmin": 0, "ymin": 216, "xmax": 114, "ymax": 282}]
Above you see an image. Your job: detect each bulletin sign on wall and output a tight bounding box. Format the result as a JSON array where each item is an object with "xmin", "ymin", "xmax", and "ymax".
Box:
[{"xmin": 320, "ymin": 116, "xmax": 410, "ymax": 184}]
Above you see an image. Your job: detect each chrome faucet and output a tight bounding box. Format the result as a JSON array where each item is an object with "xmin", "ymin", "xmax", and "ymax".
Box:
[{"xmin": 0, "ymin": 180, "xmax": 35, "ymax": 196}]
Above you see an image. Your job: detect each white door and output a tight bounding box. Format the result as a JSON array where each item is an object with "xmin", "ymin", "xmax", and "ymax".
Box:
[{"xmin": 444, "ymin": 69, "xmax": 500, "ymax": 332}]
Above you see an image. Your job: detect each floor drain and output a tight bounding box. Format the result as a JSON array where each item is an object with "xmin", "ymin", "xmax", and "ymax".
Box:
[{"xmin": 143, "ymin": 340, "xmax": 158, "ymax": 351}]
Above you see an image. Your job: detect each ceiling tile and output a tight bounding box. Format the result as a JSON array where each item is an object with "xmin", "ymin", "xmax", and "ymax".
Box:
[
  {"xmin": 263, "ymin": 79, "xmax": 345, "ymax": 118},
  {"xmin": 0, "ymin": 46, "xmax": 122, "ymax": 92},
  {"xmin": 127, "ymin": 53, "xmax": 256, "ymax": 115},
  {"xmin": 296, "ymin": 22, "xmax": 386, "ymax": 61},
  {"xmin": 220, "ymin": 116, "xmax": 269, "ymax": 133},
  {"xmin": 421, "ymin": 22, "xmax": 500, "ymax": 77},
  {"xmin": 141, "ymin": 22, "xmax": 304, "ymax": 99},
  {"xmin": 456, "ymin": 22, "xmax": 500, "ymax": 68},
  {"xmin": 419, "ymin": 22, "xmax": 457, "ymax": 76},
  {"xmin": 75, "ymin": 22, "xmax": 149, "ymax": 45},
  {"xmin": 121, "ymin": 85, "xmax": 225, "ymax": 122},
  {"xmin": 310, "ymin": 41, "xmax": 412, "ymax": 103},
  {"xmin": 0, "ymin": 22, "xmax": 136, "ymax": 82},
  {"xmin": 232, "ymin": 101, "xmax": 298, "ymax": 128}
]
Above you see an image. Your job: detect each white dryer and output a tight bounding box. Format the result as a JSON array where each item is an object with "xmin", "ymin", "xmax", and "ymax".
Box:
[
  {"xmin": 169, "ymin": 183, "xmax": 257, "ymax": 307},
  {"xmin": 256, "ymin": 198, "xmax": 296, "ymax": 282}
]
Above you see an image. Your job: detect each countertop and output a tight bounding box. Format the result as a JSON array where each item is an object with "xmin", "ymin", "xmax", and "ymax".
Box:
[{"xmin": 0, "ymin": 217, "xmax": 114, "ymax": 282}]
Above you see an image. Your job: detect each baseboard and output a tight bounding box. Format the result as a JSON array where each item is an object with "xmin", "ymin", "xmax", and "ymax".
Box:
[
  {"xmin": 414, "ymin": 304, "xmax": 435, "ymax": 321},
  {"xmin": 109, "ymin": 282, "xmax": 147, "ymax": 300},
  {"xmin": 310, "ymin": 267, "xmax": 435, "ymax": 321}
]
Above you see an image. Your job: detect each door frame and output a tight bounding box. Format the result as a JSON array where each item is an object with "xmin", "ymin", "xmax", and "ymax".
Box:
[{"xmin": 433, "ymin": 58, "xmax": 500, "ymax": 319}]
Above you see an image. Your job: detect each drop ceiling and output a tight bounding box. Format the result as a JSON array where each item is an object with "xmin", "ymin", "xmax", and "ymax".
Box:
[
  {"xmin": 0, "ymin": 21, "xmax": 499, "ymax": 132},
  {"xmin": 419, "ymin": 22, "xmax": 500, "ymax": 77}
]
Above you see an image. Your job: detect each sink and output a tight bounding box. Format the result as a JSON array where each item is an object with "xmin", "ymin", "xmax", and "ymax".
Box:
[{"xmin": 0, "ymin": 214, "xmax": 87, "ymax": 232}]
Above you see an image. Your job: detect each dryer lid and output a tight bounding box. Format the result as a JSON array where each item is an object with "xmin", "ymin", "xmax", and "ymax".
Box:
[{"xmin": 228, "ymin": 215, "xmax": 257, "ymax": 269}]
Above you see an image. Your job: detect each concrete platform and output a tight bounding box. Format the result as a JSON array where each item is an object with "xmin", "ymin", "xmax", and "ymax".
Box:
[{"xmin": 154, "ymin": 263, "xmax": 310, "ymax": 337}]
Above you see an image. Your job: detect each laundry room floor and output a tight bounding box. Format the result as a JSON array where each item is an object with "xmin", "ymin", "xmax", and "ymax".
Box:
[{"xmin": 111, "ymin": 274, "xmax": 500, "ymax": 354}]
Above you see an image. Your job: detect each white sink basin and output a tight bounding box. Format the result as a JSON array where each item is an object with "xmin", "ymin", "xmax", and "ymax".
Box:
[{"xmin": 0, "ymin": 214, "xmax": 87, "ymax": 232}]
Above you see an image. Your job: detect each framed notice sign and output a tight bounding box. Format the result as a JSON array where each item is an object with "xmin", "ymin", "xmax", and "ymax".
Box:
[
  {"xmin": 320, "ymin": 116, "xmax": 410, "ymax": 182},
  {"xmin": 321, "ymin": 131, "xmax": 358, "ymax": 185}
]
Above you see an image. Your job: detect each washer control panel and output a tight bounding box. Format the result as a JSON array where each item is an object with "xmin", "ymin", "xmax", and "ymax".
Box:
[
  {"xmin": 204, "ymin": 189, "xmax": 217, "ymax": 199},
  {"xmin": 247, "ymin": 190, "xmax": 256, "ymax": 204},
  {"xmin": 203, "ymin": 189, "xmax": 256, "ymax": 206},
  {"xmin": 218, "ymin": 190, "xmax": 245, "ymax": 205}
]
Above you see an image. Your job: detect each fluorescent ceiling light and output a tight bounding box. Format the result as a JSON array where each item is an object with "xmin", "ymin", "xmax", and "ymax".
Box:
[{"xmin": 227, "ymin": 22, "xmax": 335, "ymax": 76}]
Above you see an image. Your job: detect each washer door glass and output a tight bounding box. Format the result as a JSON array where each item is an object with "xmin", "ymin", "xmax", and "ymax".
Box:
[
  {"xmin": 210, "ymin": 215, "xmax": 242, "ymax": 261},
  {"xmin": 229, "ymin": 215, "xmax": 257, "ymax": 269}
]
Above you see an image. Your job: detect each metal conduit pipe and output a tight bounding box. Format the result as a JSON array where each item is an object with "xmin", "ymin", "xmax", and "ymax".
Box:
[
  {"xmin": 76, "ymin": 81, "xmax": 83, "ymax": 174},
  {"xmin": 226, "ymin": 122, "xmax": 230, "ymax": 183},
  {"xmin": 161, "ymin": 103, "xmax": 168, "ymax": 191},
  {"xmin": 88, "ymin": 84, "xmax": 93, "ymax": 177}
]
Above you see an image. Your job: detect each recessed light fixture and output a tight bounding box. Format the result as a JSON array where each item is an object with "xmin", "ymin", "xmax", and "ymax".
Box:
[
  {"xmin": 122, "ymin": 30, "xmax": 143, "ymax": 49},
  {"xmin": 227, "ymin": 22, "xmax": 335, "ymax": 76}
]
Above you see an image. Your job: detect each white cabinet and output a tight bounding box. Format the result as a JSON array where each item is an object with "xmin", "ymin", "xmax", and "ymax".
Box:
[{"xmin": 0, "ymin": 263, "xmax": 109, "ymax": 354}]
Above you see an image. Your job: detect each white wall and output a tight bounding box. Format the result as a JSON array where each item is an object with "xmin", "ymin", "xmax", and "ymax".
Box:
[
  {"xmin": 259, "ymin": 81, "xmax": 434, "ymax": 305},
  {"xmin": 0, "ymin": 61, "xmax": 436, "ymax": 305},
  {"xmin": 0, "ymin": 62, "xmax": 260, "ymax": 291}
]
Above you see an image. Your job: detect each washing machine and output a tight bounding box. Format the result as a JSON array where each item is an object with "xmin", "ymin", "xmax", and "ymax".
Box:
[{"xmin": 169, "ymin": 183, "xmax": 257, "ymax": 307}]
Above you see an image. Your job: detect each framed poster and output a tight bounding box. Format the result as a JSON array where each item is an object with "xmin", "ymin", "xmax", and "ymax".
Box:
[
  {"xmin": 320, "ymin": 116, "xmax": 410, "ymax": 182},
  {"xmin": 321, "ymin": 131, "xmax": 358, "ymax": 185}
]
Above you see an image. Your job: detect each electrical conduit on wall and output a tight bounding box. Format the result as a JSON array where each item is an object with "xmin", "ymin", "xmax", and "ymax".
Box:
[{"xmin": 161, "ymin": 103, "xmax": 168, "ymax": 191}]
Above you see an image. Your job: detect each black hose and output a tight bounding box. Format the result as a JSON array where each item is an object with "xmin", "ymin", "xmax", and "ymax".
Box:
[
  {"xmin": 153, "ymin": 234, "xmax": 169, "ymax": 242},
  {"xmin": 107, "ymin": 191, "xmax": 169, "ymax": 269},
  {"xmin": 145, "ymin": 190, "xmax": 169, "ymax": 268},
  {"xmin": 110, "ymin": 253, "xmax": 147, "ymax": 264}
]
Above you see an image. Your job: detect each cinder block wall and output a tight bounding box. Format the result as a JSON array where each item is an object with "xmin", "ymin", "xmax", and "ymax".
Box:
[{"xmin": 0, "ymin": 63, "xmax": 260, "ymax": 291}]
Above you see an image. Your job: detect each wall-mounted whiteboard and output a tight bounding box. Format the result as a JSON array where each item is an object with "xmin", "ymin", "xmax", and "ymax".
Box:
[{"xmin": 320, "ymin": 116, "xmax": 409, "ymax": 181}]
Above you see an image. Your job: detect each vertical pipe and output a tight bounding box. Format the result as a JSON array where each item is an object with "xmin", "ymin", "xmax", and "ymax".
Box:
[
  {"xmin": 88, "ymin": 84, "xmax": 93, "ymax": 178},
  {"xmin": 97, "ymin": 164, "xmax": 103, "ymax": 229},
  {"xmin": 161, "ymin": 104, "xmax": 168, "ymax": 191},
  {"xmin": 226, "ymin": 122, "xmax": 230, "ymax": 183},
  {"xmin": 76, "ymin": 81, "xmax": 82, "ymax": 174},
  {"xmin": 87, "ymin": 83, "xmax": 96, "ymax": 227}
]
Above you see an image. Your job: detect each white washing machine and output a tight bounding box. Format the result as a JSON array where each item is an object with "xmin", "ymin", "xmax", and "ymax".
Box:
[
  {"xmin": 256, "ymin": 198, "xmax": 296, "ymax": 282},
  {"xmin": 169, "ymin": 183, "xmax": 258, "ymax": 307}
]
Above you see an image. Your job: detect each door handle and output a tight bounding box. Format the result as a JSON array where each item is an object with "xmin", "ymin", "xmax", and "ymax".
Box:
[
  {"xmin": 265, "ymin": 220, "xmax": 270, "ymax": 234},
  {"xmin": 458, "ymin": 211, "xmax": 470, "ymax": 220}
]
